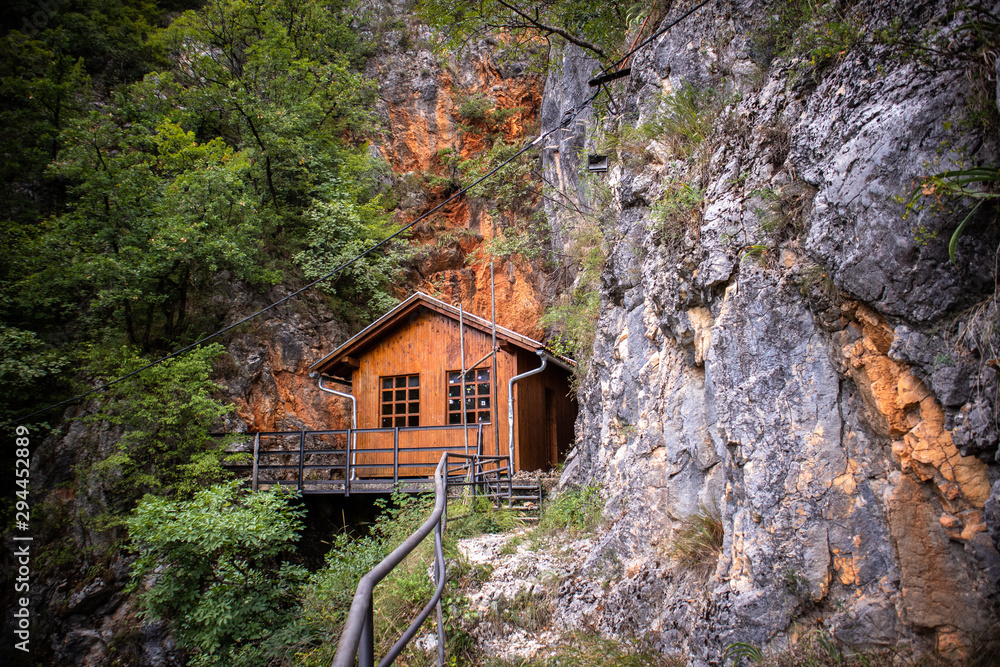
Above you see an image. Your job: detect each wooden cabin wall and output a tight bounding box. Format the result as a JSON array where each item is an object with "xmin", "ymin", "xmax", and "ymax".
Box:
[
  {"xmin": 353, "ymin": 309, "xmax": 515, "ymax": 476},
  {"xmin": 513, "ymin": 353, "xmax": 577, "ymax": 472}
]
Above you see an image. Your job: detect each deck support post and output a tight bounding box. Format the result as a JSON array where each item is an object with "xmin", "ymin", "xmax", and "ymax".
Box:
[
  {"xmin": 393, "ymin": 427, "xmax": 400, "ymax": 486},
  {"xmin": 346, "ymin": 427, "xmax": 352, "ymax": 497},
  {"xmin": 251, "ymin": 433, "xmax": 260, "ymax": 492},
  {"xmin": 298, "ymin": 430, "xmax": 306, "ymax": 490}
]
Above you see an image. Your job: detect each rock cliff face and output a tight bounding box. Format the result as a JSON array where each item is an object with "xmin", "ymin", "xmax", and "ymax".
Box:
[
  {"xmin": 554, "ymin": 0, "xmax": 1000, "ymax": 659},
  {"xmin": 367, "ymin": 8, "xmax": 554, "ymax": 337}
]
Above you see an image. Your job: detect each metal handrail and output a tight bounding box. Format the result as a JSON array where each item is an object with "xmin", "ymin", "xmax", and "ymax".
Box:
[{"xmin": 332, "ymin": 453, "xmax": 450, "ymax": 667}]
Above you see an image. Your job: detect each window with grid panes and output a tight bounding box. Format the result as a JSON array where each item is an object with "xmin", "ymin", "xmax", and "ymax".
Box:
[
  {"xmin": 380, "ymin": 375, "xmax": 420, "ymax": 427},
  {"xmin": 446, "ymin": 368, "xmax": 491, "ymax": 424}
]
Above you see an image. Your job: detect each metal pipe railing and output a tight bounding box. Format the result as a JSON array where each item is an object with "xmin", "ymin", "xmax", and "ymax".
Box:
[
  {"xmin": 507, "ymin": 350, "xmax": 547, "ymax": 494},
  {"xmin": 332, "ymin": 453, "xmax": 450, "ymax": 667},
  {"xmin": 315, "ymin": 374, "xmax": 358, "ymax": 480}
]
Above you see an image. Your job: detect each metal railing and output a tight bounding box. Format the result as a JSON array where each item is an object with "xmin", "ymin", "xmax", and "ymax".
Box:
[
  {"xmin": 330, "ymin": 450, "xmax": 524, "ymax": 667},
  {"xmin": 222, "ymin": 424, "xmax": 504, "ymax": 494},
  {"xmin": 332, "ymin": 453, "xmax": 450, "ymax": 667}
]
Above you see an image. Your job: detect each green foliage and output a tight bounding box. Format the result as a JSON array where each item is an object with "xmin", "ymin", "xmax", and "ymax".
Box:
[
  {"xmin": 481, "ymin": 587, "xmax": 552, "ymax": 634},
  {"xmin": 461, "ymin": 137, "xmax": 549, "ymax": 261},
  {"xmin": 456, "ymin": 92, "xmax": 525, "ymax": 134},
  {"xmin": 902, "ymin": 166, "xmax": 1000, "ymax": 264},
  {"xmin": 542, "ymin": 204, "xmax": 605, "ymax": 381},
  {"xmin": 83, "ymin": 343, "xmax": 235, "ymax": 512},
  {"xmin": 126, "ymin": 481, "xmax": 307, "ymax": 666},
  {"xmin": 1, "ymin": 0, "xmax": 391, "ymax": 436},
  {"xmin": 651, "ymin": 182, "xmax": 704, "ymax": 246},
  {"xmin": 644, "ymin": 84, "xmax": 730, "ymax": 157},
  {"xmin": 416, "ymin": 0, "xmax": 645, "ymax": 64},
  {"xmin": 534, "ymin": 633, "xmax": 680, "ymax": 666},
  {"xmin": 537, "ymin": 484, "xmax": 603, "ymax": 537},
  {"xmin": 723, "ymin": 629, "xmax": 901, "ymax": 666},
  {"xmin": 457, "ymin": 93, "xmax": 494, "ymax": 125},
  {"xmin": 666, "ymin": 505, "xmax": 723, "ymax": 574},
  {"xmin": 294, "ymin": 182, "xmax": 405, "ymax": 324},
  {"xmin": 0, "ymin": 0, "xmax": 164, "ymax": 223},
  {"xmin": 753, "ymin": 1, "xmax": 862, "ymax": 77},
  {"xmin": 279, "ymin": 492, "xmax": 438, "ymax": 665},
  {"xmin": 724, "ymin": 642, "xmax": 764, "ymax": 666},
  {"xmin": 450, "ymin": 495, "xmax": 522, "ymax": 536},
  {"xmin": 0, "ymin": 325, "xmax": 69, "ymax": 426},
  {"xmin": 543, "ymin": 287, "xmax": 600, "ymax": 372},
  {"xmin": 25, "ymin": 116, "xmax": 279, "ymax": 348},
  {"xmin": 875, "ymin": 6, "xmax": 1000, "ymax": 136}
]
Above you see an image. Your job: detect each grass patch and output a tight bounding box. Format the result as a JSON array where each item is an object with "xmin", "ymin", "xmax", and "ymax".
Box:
[
  {"xmin": 450, "ymin": 495, "xmax": 523, "ymax": 537},
  {"xmin": 542, "ymin": 633, "xmax": 681, "ymax": 666},
  {"xmin": 651, "ymin": 182, "xmax": 704, "ymax": 248},
  {"xmin": 724, "ymin": 629, "xmax": 903, "ymax": 666},
  {"xmin": 536, "ymin": 485, "xmax": 603, "ymax": 538},
  {"xmin": 612, "ymin": 84, "xmax": 731, "ymax": 163},
  {"xmin": 480, "ymin": 587, "xmax": 553, "ymax": 635},
  {"xmin": 753, "ymin": 0, "xmax": 862, "ymax": 79},
  {"xmin": 667, "ymin": 505, "xmax": 724, "ymax": 574}
]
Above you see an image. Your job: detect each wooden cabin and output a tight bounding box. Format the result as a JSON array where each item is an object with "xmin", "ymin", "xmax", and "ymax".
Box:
[{"xmin": 310, "ymin": 292, "xmax": 577, "ymax": 476}]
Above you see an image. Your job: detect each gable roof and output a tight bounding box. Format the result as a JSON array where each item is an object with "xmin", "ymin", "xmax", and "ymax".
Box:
[{"xmin": 310, "ymin": 292, "xmax": 573, "ymax": 376}]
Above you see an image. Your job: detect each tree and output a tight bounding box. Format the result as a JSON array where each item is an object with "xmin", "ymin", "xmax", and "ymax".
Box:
[{"xmin": 154, "ymin": 0, "xmax": 376, "ymax": 214}]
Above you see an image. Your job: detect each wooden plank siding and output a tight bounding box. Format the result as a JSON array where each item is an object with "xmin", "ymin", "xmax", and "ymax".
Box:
[{"xmin": 353, "ymin": 309, "xmax": 516, "ymax": 476}]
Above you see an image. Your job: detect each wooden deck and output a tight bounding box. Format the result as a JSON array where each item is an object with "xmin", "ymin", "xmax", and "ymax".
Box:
[{"xmin": 222, "ymin": 425, "xmax": 511, "ymax": 495}]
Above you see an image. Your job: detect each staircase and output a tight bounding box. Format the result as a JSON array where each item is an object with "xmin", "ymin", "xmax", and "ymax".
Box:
[
  {"xmin": 508, "ymin": 480, "xmax": 543, "ymax": 520},
  {"xmin": 475, "ymin": 477, "xmax": 544, "ymax": 520}
]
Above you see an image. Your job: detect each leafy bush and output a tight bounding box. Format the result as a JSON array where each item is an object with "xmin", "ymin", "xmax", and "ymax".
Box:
[
  {"xmin": 126, "ymin": 482, "xmax": 307, "ymax": 667},
  {"xmin": 0, "ymin": 324, "xmax": 68, "ymax": 427},
  {"xmin": 83, "ymin": 343, "xmax": 236, "ymax": 514},
  {"xmin": 281, "ymin": 492, "xmax": 437, "ymax": 665}
]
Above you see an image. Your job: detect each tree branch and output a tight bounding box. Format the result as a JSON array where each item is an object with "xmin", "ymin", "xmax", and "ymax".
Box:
[{"xmin": 495, "ymin": 0, "xmax": 608, "ymax": 59}]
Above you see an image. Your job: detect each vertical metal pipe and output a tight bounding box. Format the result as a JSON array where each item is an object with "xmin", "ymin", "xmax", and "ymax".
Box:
[
  {"xmin": 490, "ymin": 263, "xmax": 499, "ymax": 457},
  {"xmin": 251, "ymin": 432, "xmax": 260, "ymax": 492},
  {"xmin": 435, "ymin": 520, "xmax": 445, "ymax": 666},
  {"xmin": 508, "ymin": 351, "xmax": 547, "ymax": 478},
  {"xmin": 345, "ymin": 427, "xmax": 351, "ymax": 497},
  {"xmin": 316, "ymin": 375, "xmax": 357, "ymax": 480},
  {"xmin": 359, "ymin": 601, "xmax": 374, "ymax": 667},
  {"xmin": 298, "ymin": 430, "xmax": 306, "ymax": 490},
  {"xmin": 459, "ymin": 304, "xmax": 469, "ymax": 456}
]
